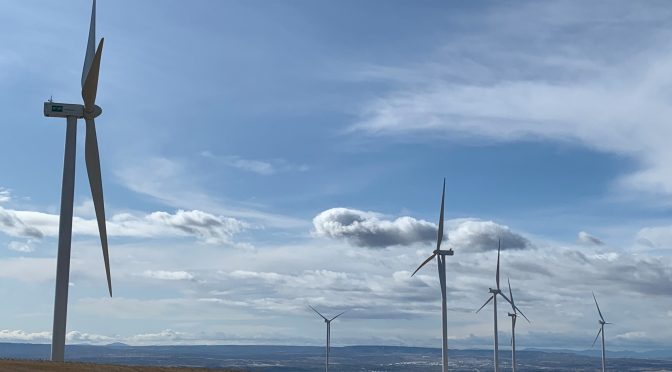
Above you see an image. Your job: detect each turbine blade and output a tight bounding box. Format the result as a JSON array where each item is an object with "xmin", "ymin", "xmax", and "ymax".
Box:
[
  {"xmin": 411, "ymin": 252, "xmax": 437, "ymax": 277},
  {"xmin": 508, "ymin": 277, "xmax": 515, "ymax": 310},
  {"xmin": 82, "ymin": 0, "xmax": 96, "ymax": 87},
  {"xmin": 330, "ymin": 310, "xmax": 347, "ymax": 321},
  {"xmin": 496, "ymin": 239, "xmax": 501, "ymax": 289},
  {"xmin": 85, "ymin": 118, "xmax": 111, "ymax": 296},
  {"xmin": 308, "ymin": 305, "xmax": 328, "ymax": 321},
  {"xmin": 592, "ymin": 292, "xmax": 605, "ymax": 322},
  {"xmin": 592, "ymin": 327, "xmax": 602, "ymax": 348},
  {"xmin": 514, "ymin": 304, "xmax": 530, "ymax": 323},
  {"xmin": 82, "ymin": 38, "xmax": 104, "ymax": 110},
  {"xmin": 436, "ymin": 178, "xmax": 445, "ymax": 251},
  {"xmin": 476, "ymin": 295, "xmax": 493, "ymax": 313},
  {"xmin": 499, "ymin": 292, "xmax": 513, "ymax": 306}
]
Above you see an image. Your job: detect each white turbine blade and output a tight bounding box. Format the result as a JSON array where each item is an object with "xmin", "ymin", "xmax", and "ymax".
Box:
[
  {"xmin": 85, "ymin": 118, "xmax": 111, "ymax": 296},
  {"xmin": 330, "ymin": 310, "xmax": 347, "ymax": 321},
  {"xmin": 411, "ymin": 252, "xmax": 436, "ymax": 277},
  {"xmin": 592, "ymin": 292, "xmax": 605, "ymax": 323},
  {"xmin": 308, "ymin": 305, "xmax": 328, "ymax": 321},
  {"xmin": 500, "ymin": 292, "xmax": 514, "ymax": 307},
  {"xmin": 82, "ymin": 0, "xmax": 96, "ymax": 87},
  {"xmin": 507, "ymin": 277, "xmax": 515, "ymax": 310},
  {"xmin": 436, "ymin": 178, "xmax": 445, "ymax": 251},
  {"xmin": 514, "ymin": 304, "xmax": 530, "ymax": 323},
  {"xmin": 82, "ymin": 38, "xmax": 104, "ymax": 110},
  {"xmin": 476, "ymin": 295, "xmax": 493, "ymax": 313},
  {"xmin": 496, "ymin": 239, "xmax": 501, "ymax": 289},
  {"xmin": 592, "ymin": 327, "xmax": 602, "ymax": 348}
]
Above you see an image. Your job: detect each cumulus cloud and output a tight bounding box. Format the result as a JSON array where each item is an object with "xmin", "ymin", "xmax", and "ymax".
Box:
[
  {"xmin": 0, "ymin": 207, "xmax": 246, "ymax": 245},
  {"xmin": 0, "ymin": 330, "xmax": 51, "ymax": 343},
  {"xmin": 578, "ymin": 231, "xmax": 604, "ymax": 246},
  {"xmin": 313, "ymin": 208, "xmax": 436, "ymax": 247},
  {"xmin": 448, "ymin": 219, "xmax": 530, "ymax": 251},
  {"xmin": 313, "ymin": 208, "xmax": 529, "ymax": 250},
  {"xmin": 0, "ymin": 206, "xmax": 44, "ymax": 239},
  {"xmin": 142, "ymin": 270, "xmax": 194, "ymax": 281}
]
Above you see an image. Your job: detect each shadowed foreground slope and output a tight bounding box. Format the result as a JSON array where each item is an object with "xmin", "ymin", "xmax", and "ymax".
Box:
[{"xmin": 0, "ymin": 360, "xmax": 242, "ymax": 372}]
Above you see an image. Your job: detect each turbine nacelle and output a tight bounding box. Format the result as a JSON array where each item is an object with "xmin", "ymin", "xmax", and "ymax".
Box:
[{"xmin": 44, "ymin": 101, "xmax": 102, "ymax": 119}]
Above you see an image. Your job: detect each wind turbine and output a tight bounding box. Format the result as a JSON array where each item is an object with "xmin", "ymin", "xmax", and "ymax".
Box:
[
  {"xmin": 43, "ymin": 0, "xmax": 111, "ymax": 362},
  {"xmin": 476, "ymin": 240, "xmax": 522, "ymax": 372},
  {"xmin": 309, "ymin": 305, "xmax": 346, "ymax": 372},
  {"xmin": 506, "ymin": 277, "xmax": 529, "ymax": 372},
  {"xmin": 592, "ymin": 292, "xmax": 610, "ymax": 372},
  {"xmin": 411, "ymin": 179, "xmax": 453, "ymax": 372}
]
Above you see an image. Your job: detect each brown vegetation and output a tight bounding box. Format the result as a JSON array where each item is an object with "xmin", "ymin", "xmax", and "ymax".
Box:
[{"xmin": 0, "ymin": 360, "xmax": 243, "ymax": 372}]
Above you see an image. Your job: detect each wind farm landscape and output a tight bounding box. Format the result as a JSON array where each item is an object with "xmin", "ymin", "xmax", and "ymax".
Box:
[{"xmin": 3, "ymin": 0, "xmax": 672, "ymax": 371}]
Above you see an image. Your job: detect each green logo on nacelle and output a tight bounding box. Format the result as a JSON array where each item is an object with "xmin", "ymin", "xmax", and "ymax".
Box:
[{"xmin": 52, "ymin": 105, "xmax": 63, "ymax": 112}]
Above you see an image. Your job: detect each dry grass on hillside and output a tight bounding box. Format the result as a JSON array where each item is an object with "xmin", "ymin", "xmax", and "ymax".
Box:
[{"xmin": 0, "ymin": 360, "xmax": 243, "ymax": 371}]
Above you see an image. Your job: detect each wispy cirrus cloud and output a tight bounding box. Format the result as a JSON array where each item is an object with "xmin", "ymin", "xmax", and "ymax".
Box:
[
  {"xmin": 200, "ymin": 151, "xmax": 309, "ymax": 176},
  {"xmin": 350, "ymin": 1, "xmax": 672, "ymax": 200}
]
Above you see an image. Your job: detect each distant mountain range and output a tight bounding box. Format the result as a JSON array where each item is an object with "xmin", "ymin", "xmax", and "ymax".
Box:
[{"xmin": 0, "ymin": 343, "xmax": 670, "ymax": 371}]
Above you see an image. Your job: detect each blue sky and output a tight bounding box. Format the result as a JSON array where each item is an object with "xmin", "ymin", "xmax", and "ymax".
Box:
[{"xmin": 1, "ymin": 0, "xmax": 672, "ymax": 351}]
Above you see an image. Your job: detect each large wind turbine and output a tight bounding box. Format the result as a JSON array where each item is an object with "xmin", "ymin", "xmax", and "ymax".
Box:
[
  {"xmin": 43, "ymin": 0, "xmax": 111, "ymax": 362},
  {"xmin": 309, "ymin": 305, "xmax": 346, "ymax": 372},
  {"xmin": 506, "ymin": 278, "xmax": 529, "ymax": 372},
  {"xmin": 411, "ymin": 179, "xmax": 453, "ymax": 372},
  {"xmin": 476, "ymin": 241, "xmax": 523, "ymax": 372},
  {"xmin": 592, "ymin": 292, "xmax": 610, "ymax": 372}
]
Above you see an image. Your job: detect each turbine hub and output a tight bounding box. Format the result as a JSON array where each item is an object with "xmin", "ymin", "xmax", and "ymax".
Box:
[{"xmin": 84, "ymin": 105, "xmax": 103, "ymax": 120}]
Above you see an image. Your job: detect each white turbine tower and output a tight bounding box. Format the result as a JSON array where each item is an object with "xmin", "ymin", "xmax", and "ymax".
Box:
[
  {"xmin": 476, "ymin": 241, "xmax": 522, "ymax": 372},
  {"xmin": 506, "ymin": 277, "xmax": 529, "ymax": 372},
  {"xmin": 592, "ymin": 292, "xmax": 610, "ymax": 372},
  {"xmin": 309, "ymin": 305, "xmax": 346, "ymax": 372},
  {"xmin": 411, "ymin": 179, "xmax": 453, "ymax": 372},
  {"xmin": 43, "ymin": 0, "xmax": 111, "ymax": 362}
]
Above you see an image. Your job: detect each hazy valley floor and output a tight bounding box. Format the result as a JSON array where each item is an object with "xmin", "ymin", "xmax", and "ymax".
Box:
[{"xmin": 0, "ymin": 343, "xmax": 671, "ymax": 371}]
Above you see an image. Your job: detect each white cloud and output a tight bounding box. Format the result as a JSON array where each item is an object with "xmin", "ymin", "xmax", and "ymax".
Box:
[
  {"xmin": 0, "ymin": 188, "xmax": 10, "ymax": 203},
  {"xmin": 0, "ymin": 206, "xmax": 44, "ymax": 239},
  {"xmin": 313, "ymin": 208, "xmax": 436, "ymax": 247},
  {"xmin": 115, "ymin": 156, "xmax": 307, "ymax": 228},
  {"xmin": 578, "ymin": 231, "xmax": 604, "ymax": 246},
  {"xmin": 2, "ymin": 207, "xmax": 246, "ymax": 245},
  {"xmin": 7, "ymin": 240, "xmax": 34, "ymax": 253},
  {"xmin": 200, "ymin": 152, "xmax": 310, "ymax": 176},
  {"xmin": 0, "ymin": 330, "xmax": 51, "ymax": 343},
  {"xmin": 448, "ymin": 219, "xmax": 530, "ymax": 251},
  {"xmin": 142, "ymin": 270, "xmax": 194, "ymax": 281},
  {"xmin": 313, "ymin": 208, "xmax": 529, "ymax": 250},
  {"xmin": 350, "ymin": 2, "xmax": 672, "ymax": 200}
]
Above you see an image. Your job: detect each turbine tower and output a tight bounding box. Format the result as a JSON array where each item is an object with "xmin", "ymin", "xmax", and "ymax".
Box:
[
  {"xmin": 411, "ymin": 179, "xmax": 453, "ymax": 372},
  {"xmin": 309, "ymin": 305, "xmax": 346, "ymax": 372},
  {"xmin": 592, "ymin": 292, "xmax": 610, "ymax": 372},
  {"xmin": 43, "ymin": 0, "xmax": 111, "ymax": 362},
  {"xmin": 475, "ymin": 241, "xmax": 521, "ymax": 372},
  {"xmin": 506, "ymin": 277, "xmax": 529, "ymax": 372}
]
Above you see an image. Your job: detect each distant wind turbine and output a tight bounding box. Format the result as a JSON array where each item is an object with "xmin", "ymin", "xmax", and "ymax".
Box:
[
  {"xmin": 592, "ymin": 292, "xmax": 610, "ymax": 372},
  {"xmin": 506, "ymin": 277, "xmax": 529, "ymax": 372},
  {"xmin": 43, "ymin": 0, "xmax": 111, "ymax": 362},
  {"xmin": 476, "ymin": 240, "xmax": 522, "ymax": 372},
  {"xmin": 309, "ymin": 305, "xmax": 346, "ymax": 372},
  {"xmin": 411, "ymin": 179, "xmax": 453, "ymax": 372}
]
